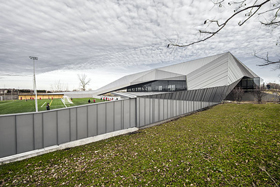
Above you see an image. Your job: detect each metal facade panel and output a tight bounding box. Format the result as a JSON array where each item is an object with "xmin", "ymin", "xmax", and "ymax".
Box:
[
  {"xmin": 145, "ymin": 98, "xmax": 150, "ymax": 125},
  {"xmin": 159, "ymin": 99, "xmax": 164, "ymax": 121},
  {"xmin": 114, "ymin": 101, "xmax": 122, "ymax": 131},
  {"xmin": 77, "ymin": 107, "xmax": 87, "ymax": 139},
  {"xmin": 150, "ymin": 99, "xmax": 155, "ymax": 123},
  {"xmin": 131, "ymin": 70, "xmax": 156, "ymax": 84},
  {"xmin": 97, "ymin": 104, "xmax": 106, "ymax": 134},
  {"xmin": 159, "ymin": 53, "xmax": 224, "ymax": 76},
  {"xmin": 136, "ymin": 98, "xmax": 140, "ymax": 127},
  {"xmin": 0, "ymin": 116, "xmax": 16, "ymax": 157},
  {"xmin": 95, "ymin": 70, "xmax": 151, "ymax": 95},
  {"xmin": 106, "ymin": 102, "xmax": 114, "ymax": 133},
  {"xmin": 177, "ymin": 100, "xmax": 181, "ymax": 115},
  {"xmin": 209, "ymin": 87, "xmax": 217, "ymax": 102},
  {"xmin": 202, "ymin": 88, "xmax": 210, "ymax": 101},
  {"xmin": 131, "ymin": 69, "xmax": 185, "ymax": 85},
  {"xmin": 154, "ymin": 99, "xmax": 159, "ymax": 122},
  {"xmin": 139, "ymin": 98, "xmax": 145, "ymax": 127},
  {"xmin": 169, "ymin": 100, "xmax": 174, "ymax": 117},
  {"xmin": 188, "ymin": 101, "xmax": 193, "ymax": 112},
  {"xmin": 34, "ymin": 113, "xmax": 43, "ymax": 149},
  {"xmin": 232, "ymin": 54, "xmax": 258, "ymax": 77},
  {"xmin": 58, "ymin": 109, "xmax": 70, "ymax": 144},
  {"xmin": 16, "ymin": 115, "xmax": 33, "ymax": 154},
  {"xmin": 43, "ymin": 111, "xmax": 57, "ymax": 147},
  {"xmin": 88, "ymin": 105, "xmax": 97, "ymax": 137},
  {"xmin": 167, "ymin": 100, "xmax": 171, "ymax": 118},
  {"xmin": 187, "ymin": 54, "xmax": 228, "ymax": 90},
  {"xmin": 163, "ymin": 99, "xmax": 168, "ymax": 120},
  {"xmin": 70, "ymin": 108, "xmax": 77, "ymax": 141},
  {"xmin": 123, "ymin": 100, "xmax": 130, "ymax": 129},
  {"xmin": 213, "ymin": 87, "xmax": 226, "ymax": 102},
  {"xmin": 130, "ymin": 99, "xmax": 136, "ymax": 128},
  {"xmin": 183, "ymin": 101, "xmax": 187, "ymax": 113},
  {"xmin": 227, "ymin": 54, "xmax": 245, "ymax": 84}
]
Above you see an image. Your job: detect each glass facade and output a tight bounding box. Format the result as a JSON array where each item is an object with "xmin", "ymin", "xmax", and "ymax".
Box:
[
  {"xmin": 127, "ymin": 80, "xmax": 187, "ymax": 92},
  {"xmin": 236, "ymin": 77, "xmax": 260, "ymax": 91}
]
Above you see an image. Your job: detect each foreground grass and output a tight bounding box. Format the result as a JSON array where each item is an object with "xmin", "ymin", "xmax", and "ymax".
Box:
[
  {"xmin": 0, "ymin": 103, "xmax": 279, "ymax": 186},
  {"xmin": 0, "ymin": 98, "xmax": 104, "ymax": 115}
]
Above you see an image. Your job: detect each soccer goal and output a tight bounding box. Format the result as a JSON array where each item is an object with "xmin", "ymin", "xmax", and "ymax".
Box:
[{"xmin": 62, "ymin": 95, "xmax": 73, "ymax": 104}]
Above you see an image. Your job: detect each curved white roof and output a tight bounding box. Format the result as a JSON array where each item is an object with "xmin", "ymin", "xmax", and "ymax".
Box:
[{"xmin": 95, "ymin": 52, "xmax": 259, "ymax": 95}]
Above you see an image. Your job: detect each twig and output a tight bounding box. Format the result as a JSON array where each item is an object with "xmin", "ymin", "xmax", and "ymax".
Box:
[
  {"xmin": 254, "ymin": 52, "xmax": 280, "ymax": 66},
  {"xmin": 259, "ymin": 166, "xmax": 279, "ymax": 187}
]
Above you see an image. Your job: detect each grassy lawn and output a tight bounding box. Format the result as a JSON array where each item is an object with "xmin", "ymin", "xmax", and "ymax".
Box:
[
  {"xmin": 0, "ymin": 98, "xmax": 105, "ymax": 115},
  {"xmin": 0, "ymin": 103, "xmax": 279, "ymax": 186}
]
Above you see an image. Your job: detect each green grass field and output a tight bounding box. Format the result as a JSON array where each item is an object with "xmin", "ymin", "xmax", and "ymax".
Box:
[
  {"xmin": 0, "ymin": 103, "xmax": 279, "ymax": 186},
  {"xmin": 0, "ymin": 98, "xmax": 105, "ymax": 115}
]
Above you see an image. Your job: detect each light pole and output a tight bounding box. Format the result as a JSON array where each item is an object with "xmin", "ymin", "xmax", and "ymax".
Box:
[{"xmin": 29, "ymin": 56, "xmax": 38, "ymax": 112}]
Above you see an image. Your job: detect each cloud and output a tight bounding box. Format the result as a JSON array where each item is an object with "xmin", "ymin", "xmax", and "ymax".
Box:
[{"xmin": 0, "ymin": 0, "xmax": 279, "ymax": 87}]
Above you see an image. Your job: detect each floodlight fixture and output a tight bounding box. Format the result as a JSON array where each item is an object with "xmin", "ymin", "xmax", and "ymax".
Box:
[{"xmin": 29, "ymin": 56, "xmax": 38, "ymax": 60}]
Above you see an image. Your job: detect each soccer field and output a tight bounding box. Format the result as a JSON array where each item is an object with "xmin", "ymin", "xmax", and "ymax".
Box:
[{"xmin": 0, "ymin": 98, "xmax": 104, "ymax": 115}]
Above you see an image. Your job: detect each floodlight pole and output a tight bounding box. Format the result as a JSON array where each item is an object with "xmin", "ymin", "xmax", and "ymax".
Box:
[{"xmin": 29, "ymin": 56, "xmax": 38, "ymax": 112}]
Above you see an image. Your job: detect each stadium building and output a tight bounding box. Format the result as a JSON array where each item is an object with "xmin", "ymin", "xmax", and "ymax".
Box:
[{"xmin": 94, "ymin": 52, "xmax": 260, "ymax": 102}]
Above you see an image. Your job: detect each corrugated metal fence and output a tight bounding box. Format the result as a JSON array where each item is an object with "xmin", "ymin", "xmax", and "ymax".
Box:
[{"xmin": 0, "ymin": 98, "xmax": 218, "ymax": 158}]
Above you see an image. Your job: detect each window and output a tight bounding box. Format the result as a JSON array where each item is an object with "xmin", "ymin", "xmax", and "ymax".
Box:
[{"xmin": 127, "ymin": 80, "xmax": 186, "ymax": 92}]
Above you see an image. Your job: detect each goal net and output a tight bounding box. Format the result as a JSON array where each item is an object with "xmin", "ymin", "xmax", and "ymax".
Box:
[{"xmin": 62, "ymin": 95, "xmax": 73, "ymax": 105}]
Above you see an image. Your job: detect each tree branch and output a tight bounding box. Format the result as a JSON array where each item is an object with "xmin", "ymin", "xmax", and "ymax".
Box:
[
  {"xmin": 255, "ymin": 52, "xmax": 280, "ymax": 66},
  {"xmin": 167, "ymin": 0, "xmax": 271, "ymax": 48}
]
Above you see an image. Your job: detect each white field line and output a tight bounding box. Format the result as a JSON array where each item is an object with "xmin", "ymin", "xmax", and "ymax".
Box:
[
  {"xmin": 41, "ymin": 102, "xmax": 46, "ymax": 108},
  {"xmin": 0, "ymin": 102, "xmax": 15, "ymax": 106},
  {"xmin": 61, "ymin": 98, "xmax": 67, "ymax": 108}
]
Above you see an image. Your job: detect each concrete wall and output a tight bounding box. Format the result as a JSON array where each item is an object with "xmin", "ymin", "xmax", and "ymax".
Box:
[{"xmin": 0, "ymin": 98, "xmax": 218, "ymax": 158}]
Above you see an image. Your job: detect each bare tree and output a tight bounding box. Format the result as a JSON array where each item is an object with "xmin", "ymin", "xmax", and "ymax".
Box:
[
  {"xmin": 78, "ymin": 74, "xmax": 91, "ymax": 91},
  {"xmin": 232, "ymin": 87, "xmax": 244, "ymax": 103},
  {"xmin": 50, "ymin": 80, "xmax": 64, "ymax": 92},
  {"xmin": 252, "ymin": 86, "xmax": 266, "ymax": 103},
  {"xmin": 167, "ymin": 0, "xmax": 280, "ymax": 66}
]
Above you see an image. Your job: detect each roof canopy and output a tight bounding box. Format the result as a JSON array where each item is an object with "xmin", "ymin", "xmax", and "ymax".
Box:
[{"xmin": 95, "ymin": 52, "xmax": 259, "ymax": 95}]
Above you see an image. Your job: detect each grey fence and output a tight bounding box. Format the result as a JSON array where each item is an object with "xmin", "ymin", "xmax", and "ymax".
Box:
[
  {"xmin": 0, "ymin": 99, "xmax": 136, "ymax": 158},
  {"xmin": 0, "ymin": 98, "xmax": 218, "ymax": 158},
  {"xmin": 137, "ymin": 98, "xmax": 217, "ymax": 127}
]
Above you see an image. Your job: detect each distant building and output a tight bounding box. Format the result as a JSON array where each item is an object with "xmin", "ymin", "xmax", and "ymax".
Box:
[
  {"xmin": 18, "ymin": 93, "xmax": 64, "ymax": 100},
  {"xmin": 0, "ymin": 89, "xmax": 64, "ymax": 101}
]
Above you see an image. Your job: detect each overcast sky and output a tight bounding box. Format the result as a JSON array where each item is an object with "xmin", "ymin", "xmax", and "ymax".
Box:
[{"xmin": 0, "ymin": 0, "xmax": 279, "ymax": 90}]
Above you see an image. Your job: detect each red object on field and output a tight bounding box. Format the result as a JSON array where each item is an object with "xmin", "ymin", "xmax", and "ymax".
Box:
[
  {"xmin": 40, "ymin": 98, "xmax": 41, "ymax": 100},
  {"xmin": 20, "ymin": 97, "xmax": 22, "ymax": 100},
  {"xmin": 52, "ymin": 97, "xmax": 53, "ymax": 100},
  {"xmin": 30, "ymin": 97, "xmax": 31, "ymax": 99},
  {"xmin": 93, "ymin": 99, "xmax": 95, "ymax": 103}
]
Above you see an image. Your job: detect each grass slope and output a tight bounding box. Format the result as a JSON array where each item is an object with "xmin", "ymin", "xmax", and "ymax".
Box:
[
  {"xmin": 0, "ymin": 103, "xmax": 279, "ymax": 186},
  {"xmin": 0, "ymin": 98, "xmax": 104, "ymax": 115}
]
